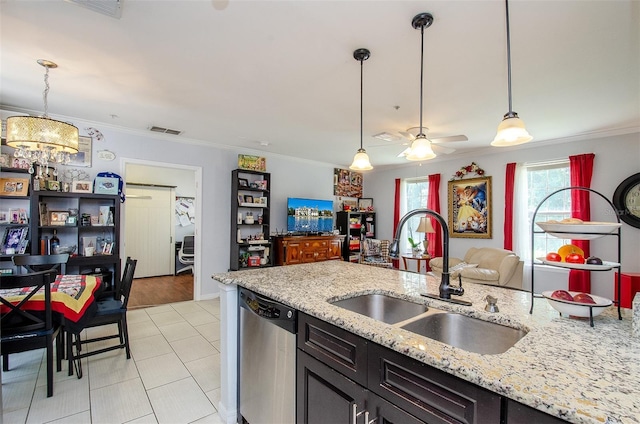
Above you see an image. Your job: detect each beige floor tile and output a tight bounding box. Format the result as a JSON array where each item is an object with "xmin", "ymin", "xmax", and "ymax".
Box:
[
  {"xmin": 149, "ymin": 310, "xmax": 186, "ymax": 327},
  {"xmin": 191, "ymin": 413, "xmax": 224, "ymax": 423},
  {"xmin": 147, "ymin": 377, "xmax": 216, "ymax": 424},
  {"xmin": 136, "ymin": 352, "xmax": 190, "ymax": 390},
  {"xmin": 130, "ymin": 334, "xmax": 173, "ymax": 361},
  {"xmin": 48, "ymin": 410, "xmax": 92, "ymax": 423},
  {"xmin": 1, "ymin": 349, "xmax": 43, "ymax": 383},
  {"xmin": 127, "ymin": 308, "xmax": 152, "ymax": 324},
  {"xmin": 26, "ymin": 376, "xmax": 90, "ymax": 424},
  {"xmin": 205, "ymin": 388, "xmax": 222, "ymax": 411},
  {"xmin": 90, "ymin": 377, "xmax": 152, "ymax": 424},
  {"xmin": 171, "ymin": 300, "xmax": 206, "ymax": 315},
  {"xmin": 198, "ymin": 299, "xmax": 220, "ymax": 316},
  {"xmin": 128, "ymin": 319, "xmax": 162, "ymax": 339},
  {"xmin": 87, "ymin": 349, "xmax": 139, "ymax": 390},
  {"xmin": 184, "ymin": 354, "xmax": 221, "ymax": 393},
  {"xmin": 195, "ymin": 322, "xmax": 220, "ymax": 342},
  {"xmin": 158, "ymin": 321, "xmax": 200, "ymax": 342},
  {"xmin": 2, "ymin": 407, "xmax": 29, "ymax": 424},
  {"xmin": 127, "ymin": 413, "xmax": 159, "ymax": 423},
  {"xmin": 144, "ymin": 304, "xmax": 175, "ymax": 315},
  {"xmin": 170, "ymin": 335, "xmax": 218, "ymax": 363},
  {"xmin": 181, "ymin": 310, "xmax": 218, "ymax": 326}
]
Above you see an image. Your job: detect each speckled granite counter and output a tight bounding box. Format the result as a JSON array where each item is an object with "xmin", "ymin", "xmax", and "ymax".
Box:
[{"xmin": 212, "ymin": 261, "xmax": 640, "ymax": 424}]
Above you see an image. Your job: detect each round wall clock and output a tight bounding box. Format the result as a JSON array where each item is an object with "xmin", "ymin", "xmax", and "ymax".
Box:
[{"xmin": 612, "ymin": 172, "xmax": 640, "ymax": 229}]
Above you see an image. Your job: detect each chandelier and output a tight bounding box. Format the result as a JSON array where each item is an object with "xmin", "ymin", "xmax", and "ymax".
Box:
[{"xmin": 6, "ymin": 59, "xmax": 79, "ymax": 173}]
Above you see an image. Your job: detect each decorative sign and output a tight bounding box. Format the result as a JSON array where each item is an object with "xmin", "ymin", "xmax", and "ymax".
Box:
[
  {"xmin": 238, "ymin": 155, "xmax": 266, "ymax": 171},
  {"xmin": 97, "ymin": 150, "xmax": 116, "ymax": 161}
]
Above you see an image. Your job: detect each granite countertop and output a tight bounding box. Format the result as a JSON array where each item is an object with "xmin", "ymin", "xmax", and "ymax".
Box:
[{"xmin": 212, "ymin": 261, "xmax": 640, "ymax": 424}]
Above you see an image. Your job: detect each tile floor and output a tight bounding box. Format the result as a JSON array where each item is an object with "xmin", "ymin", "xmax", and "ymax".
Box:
[{"xmin": 1, "ymin": 299, "xmax": 223, "ymax": 424}]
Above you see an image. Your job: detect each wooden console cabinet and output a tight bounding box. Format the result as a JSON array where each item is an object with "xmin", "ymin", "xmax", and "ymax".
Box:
[{"xmin": 273, "ymin": 235, "xmax": 344, "ymax": 266}]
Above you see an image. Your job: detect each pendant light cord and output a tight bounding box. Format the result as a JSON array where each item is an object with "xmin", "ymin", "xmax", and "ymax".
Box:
[
  {"xmin": 505, "ymin": 0, "xmax": 513, "ymax": 114},
  {"xmin": 419, "ymin": 24, "xmax": 425, "ymax": 136},
  {"xmin": 360, "ymin": 56, "xmax": 364, "ymax": 150}
]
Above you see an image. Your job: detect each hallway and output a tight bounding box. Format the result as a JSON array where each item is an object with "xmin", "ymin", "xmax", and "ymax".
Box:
[{"xmin": 129, "ymin": 274, "xmax": 194, "ymax": 309}]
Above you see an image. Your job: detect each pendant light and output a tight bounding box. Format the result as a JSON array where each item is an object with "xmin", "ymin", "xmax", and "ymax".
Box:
[
  {"xmin": 491, "ymin": 0, "xmax": 532, "ymax": 146},
  {"xmin": 349, "ymin": 48, "xmax": 373, "ymax": 171},
  {"xmin": 6, "ymin": 60, "xmax": 79, "ymax": 173},
  {"xmin": 405, "ymin": 13, "xmax": 437, "ymax": 162}
]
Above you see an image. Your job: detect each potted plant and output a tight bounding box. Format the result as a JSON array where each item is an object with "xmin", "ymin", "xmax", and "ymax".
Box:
[{"xmin": 408, "ymin": 226, "xmax": 423, "ymax": 257}]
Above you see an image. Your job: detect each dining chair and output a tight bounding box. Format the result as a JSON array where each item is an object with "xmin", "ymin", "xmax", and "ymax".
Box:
[
  {"xmin": 1, "ymin": 270, "xmax": 63, "ymax": 397},
  {"xmin": 69, "ymin": 257, "xmax": 137, "ymax": 377},
  {"xmin": 12, "ymin": 253, "xmax": 70, "ymax": 274},
  {"xmin": 177, "ymin": 235, "xmax": 195, "ymax": 274}
]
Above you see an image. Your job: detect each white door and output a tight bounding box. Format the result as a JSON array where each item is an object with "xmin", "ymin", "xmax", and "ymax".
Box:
[{"xmin": 125, "ymin": 185, "xmax": 175, "ymax": 278}]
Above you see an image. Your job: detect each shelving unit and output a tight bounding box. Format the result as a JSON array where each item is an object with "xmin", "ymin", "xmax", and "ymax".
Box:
[
  {"xmin": 530, "ymin": 187, "xmax": 622, "ymax": 326},
  {"xmin": 29, "ymin": 191, "xmax": 121, "ymax": 292},
  {"xmin": 336, "ymin": 211, "xmax": 376, "ymax": 262},
  {"xmin": 1, "ymin": 167, "xmax": 32, "ymax": 271},
  {"xmin": 230, "ymin": 169, "xmax": 271, "ymax": 271}
]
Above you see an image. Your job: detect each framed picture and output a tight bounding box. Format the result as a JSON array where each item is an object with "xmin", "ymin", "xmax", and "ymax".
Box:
[
  {"xmin": 0, "ymin": 177, "xmax": 29, "ymax": 196},
  {"xmin": 237, "ymin": 194, "xmax": 245, "ymax": 205},
  {"xmin": 255, "ymin": 180, "xmax": 268, "ymax": 190},
  {"xmin": 8, "ymin": 209, "xmax": 28, "ymax": 224},
  {"xmin": 448, "ymin": 176, "xmax": 492, "ymax": 239},
  {"xmin": 66, "ymin": 215, "xmax": 78, "ymax": 226},
  {"xmin": 10, "ymin": 157, "xmax": 30, "ymax": 170},
  {"xmin": 238, "ymin": 178, "xmax": 249, "ymax": 187},
  {"xmin": 2, "ymin": 226, "xmax": 29, "ymax": 254},
  {"xmin": 238, "ymin": 154, "xmax": 266, "ymax": 172},
  {"xmin": 0, "ymin": 210, "xmax": 8, "ymax": 224},
  {"xmin": 258, "ymin": 197, "xmax": 268, "ymax": 206},
  {"xmin": 47, "ymin": 180, "xmax": 60, "ymax": 192},
  {"xmin": 72, "ymin": 180, "xmax": 92, "ymax": 193},
  {"xmin": 94, "ymin": 176, "xmax": 119, "ymax": 195},
  {"xmin": 49, "ymin": 211, "xmax": 70, "ymax": 226},
  {"xmin": 244, "ymin": 195, "xmax": 254, "ymax": 203},
  {"xmin": 358, "ymin": 198, "xmax": 373, "ymax": 210},
  {"xmin": 68, "ymin": 135, "xmax": 92, "ymax": 167}
]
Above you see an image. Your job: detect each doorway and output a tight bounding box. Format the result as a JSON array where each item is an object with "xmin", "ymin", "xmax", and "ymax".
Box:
[{"xmin": 121, "ymin": 159, "xmax": 201, "ymax": 304}]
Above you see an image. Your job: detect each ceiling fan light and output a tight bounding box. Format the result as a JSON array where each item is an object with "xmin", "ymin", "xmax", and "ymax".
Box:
[
  {"xmin": 406, "ymin": 136, "xmax": 436, "ymax": 161},
  {"xmin": 491, "ymin": 115, "xmax": 532, "ymax": 146},
  {"xmin": 350, "ymin": 148, "xmax": 373, "ymax": 171}
]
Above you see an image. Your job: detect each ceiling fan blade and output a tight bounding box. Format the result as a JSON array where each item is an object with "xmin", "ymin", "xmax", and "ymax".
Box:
[
  {"xmin": 398, "ymin": 131, "xmax": 416, "ymax": 141},
  {"xmin": 433, "ymin": 144, "xmax": 456, "ymax": 154},
  {"xmin": 430, "ymin": 134, "xmax": 468, "ymax": 144},
  {"xmin": 397, "ymin": 147, "xmax": 411, "ymax": 157}
]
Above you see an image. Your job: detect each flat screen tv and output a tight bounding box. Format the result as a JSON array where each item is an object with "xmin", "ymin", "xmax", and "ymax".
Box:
[{"xmin": 287, "ymin": 197, "xmax": 334, "ymax": 233}]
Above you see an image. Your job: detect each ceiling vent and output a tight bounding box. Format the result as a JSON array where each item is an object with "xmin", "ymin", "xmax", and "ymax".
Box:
[
  {"xmin": 372, "ymin": 132, "xmax": 401, "ymax": 142},
  {"xmin": 66, "ymin": 0, "xmax": 123, "ymax": 19},
  {"xmin": 149, "ymin": 126, "xmax": 182, "ymax": 136}
]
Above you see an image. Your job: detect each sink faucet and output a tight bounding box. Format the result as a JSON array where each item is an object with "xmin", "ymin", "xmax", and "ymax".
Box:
[{"xmin": 389, "ymin": 208, "xmax": 464, "ymax": 300}]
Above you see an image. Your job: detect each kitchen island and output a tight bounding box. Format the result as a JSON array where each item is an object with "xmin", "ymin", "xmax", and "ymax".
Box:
[{"xmin": 212, "ymin": 260, "xmax": 639, "ymax": 424}]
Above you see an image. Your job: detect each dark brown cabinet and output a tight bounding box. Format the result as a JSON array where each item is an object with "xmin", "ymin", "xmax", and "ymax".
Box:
[{"xmin": 273, "ymin": 235, "xmax": 343, "ymax": 266}]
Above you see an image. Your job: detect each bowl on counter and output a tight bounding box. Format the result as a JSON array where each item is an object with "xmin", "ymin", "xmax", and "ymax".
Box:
[{"xmin": 542, "ymin": 291, "xmax": 612, "ymax": 318}]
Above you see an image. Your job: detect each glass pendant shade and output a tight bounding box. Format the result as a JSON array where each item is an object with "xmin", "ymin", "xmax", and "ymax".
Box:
[
  {"xmin": 405, "ymin": 135, "xmax": 436, "ymax": 161},
  {"xmin": 491, "ymin": 114, "xmax": 532, "ymax": 146},
  {"xmin": 350, "ymin": 148, "xmax": 373, "ymax": 171}
]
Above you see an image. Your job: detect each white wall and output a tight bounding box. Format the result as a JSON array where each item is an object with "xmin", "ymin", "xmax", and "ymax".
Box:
[{"xmin": 364, "ymin": 132, "xmax": 640, "ymax": 299}]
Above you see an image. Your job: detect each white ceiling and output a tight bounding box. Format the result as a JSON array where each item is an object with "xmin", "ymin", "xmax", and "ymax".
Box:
[{"xmin": 1, "ymin": 0, "xmax": 638, "ymax": 169}]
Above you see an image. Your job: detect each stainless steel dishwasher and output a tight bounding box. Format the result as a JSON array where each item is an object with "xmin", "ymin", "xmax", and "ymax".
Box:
[{"xmin": 239, "ymin": 288, "xmax": 297, "ymax": 424}]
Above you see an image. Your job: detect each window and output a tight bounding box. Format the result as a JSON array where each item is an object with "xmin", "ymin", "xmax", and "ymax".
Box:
[
  {"xmin": 400, "ymin": 178, "xmax": 429, "ymax": 254},
  {"xmin": 517, "ymin": 161, "xmax": 571, "ymax": 261}
]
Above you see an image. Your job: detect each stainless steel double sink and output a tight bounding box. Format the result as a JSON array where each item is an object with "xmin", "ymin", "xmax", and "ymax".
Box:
[{"xmin": 330, "ymin": 294, "xmax": 527, "ymax": 355}]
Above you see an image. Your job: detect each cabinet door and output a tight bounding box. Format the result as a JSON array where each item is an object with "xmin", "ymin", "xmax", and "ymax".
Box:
[
  {"xmin": 297, "ymin": 350, "xmax": 367, "ymax": 424},
  {"xmin": 301, "ymin": 240, "xmax": 328, "ymax": 263},
  {"xmin": 285, "ymin": 241, "xmax": 302, "ymax": 265},
  {"xmin": 367, "ymin": 392, "xmax": 427, "ymax": 424},
  {"xmin": 328, "ymin": 239, "xmax": 342, "ymax": 260},
  {"xmin": 505, "ymin": 399, "xmax": 567, "ymax": 424}
]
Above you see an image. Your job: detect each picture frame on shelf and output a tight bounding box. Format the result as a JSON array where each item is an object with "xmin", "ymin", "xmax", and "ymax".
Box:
[
  {"xmin": 238, "ymin": 178, "xmax": 249, "ymax": 187},
  {"xmin": 0, "ymin": 210, "xmax": 8, "ymax": 224},
  {"xmin": 237, "ymin": 194, "xmax": 245, "ymax": 205},
  {"xmin": 72, "ymin": 180, "xmax": 92, "ymax": 193},
  {"xmin": 49, "ymin": 211, "xmax": 70, "ymax": 226},
  {"xmin": 244, "ymin": 195, "xmax": 254, "ymax": 203},
  {"xmin": 2, "ymin": 226, "xmax": 28, "ymax": 255},
  {"xmin": 94, "ymin": 176, "xmax": 119, "ymax": 195},
  {"xmin": 0, "ymin": 177, "xmax": 29, "ymax": 197},
  {"xmin": 258, "ymin": 197, "xmax": 268, "ymax": 206},
  {"xmin": 46, "ymin": 180, "xmax": 60, "ymax": 192},
  {"xmin": 68, "ymin": 135, "xmax": 92, "ymax": 167},
  {"xmin": 66, "ymin": 215, "xmax": 78, "ymax": 226},
  {"xmin": 358, "ymin": 198, "xmax": 373, "ymax": 211},
  {"xmin": 8, "ymin": 209, "xmax": 28, "ymax": 224},
  {"xmin": 447, "ymin": 176, "xmax": 492, "ymax": 239},
  {"xmin": 255, "ymin": 180, "xmax": 268, "ymax": 190},
  {"xmin": 10, "ymin": 157, "xmax": 30, "ymax": 170}
]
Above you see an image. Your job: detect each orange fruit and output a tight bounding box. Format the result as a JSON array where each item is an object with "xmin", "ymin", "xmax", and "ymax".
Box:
[{"xmin": 557, "ymin": 244, "xmax": 585, "ymax": 262}]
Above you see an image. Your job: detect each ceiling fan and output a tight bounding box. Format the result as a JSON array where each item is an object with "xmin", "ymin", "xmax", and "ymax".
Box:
[{"xmin": 396, "ymin": 127, "xmax": 467, "ymax": 157}]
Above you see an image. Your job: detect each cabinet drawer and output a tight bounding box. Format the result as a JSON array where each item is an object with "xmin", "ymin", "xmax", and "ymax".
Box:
[
  {"xmin": 303, "ymin": 240, "xmax": 328, "ymax": 249},
  {"xmin": 368, "ymin": 343, "xmax": 501, "ymax": 424},
  {"xmin": 298, "ymin": 313, "xmax": 368, "ymax": 386}
]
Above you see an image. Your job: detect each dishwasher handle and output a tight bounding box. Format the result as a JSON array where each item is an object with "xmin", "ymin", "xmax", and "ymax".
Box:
[{"xmin": 239, "ymin": 288, "xmax": 297, "ymax": 333}]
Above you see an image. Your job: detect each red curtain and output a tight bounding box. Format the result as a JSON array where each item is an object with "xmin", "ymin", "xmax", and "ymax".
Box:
[
  {"xmin": 392, "ymin": 178, "xmax": 401, "ymax": 268},
  {"xmin": 427, "ymin": 174, "xmax": 443, "ymax": 258},
  {"xmin": 568, "ymin": 153, "xmax": 595, "ymax": 292},
  {"xmin": 504, "ymin": 163, "xmax": 516, "ymax": 250}
]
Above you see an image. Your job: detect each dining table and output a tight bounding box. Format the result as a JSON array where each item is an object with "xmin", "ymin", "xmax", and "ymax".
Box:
[{"xmin": 0, "ymin": 274, "xmax": 102, "ymax": 377}]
